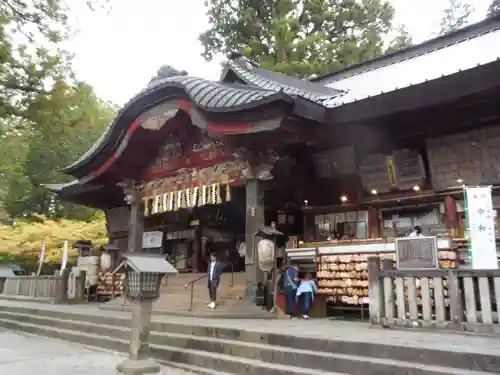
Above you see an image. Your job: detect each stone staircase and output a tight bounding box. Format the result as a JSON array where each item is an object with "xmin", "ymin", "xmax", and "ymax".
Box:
[
  {"xmin": 102, "ymin": 271, "xmax": 273, "ymax": 318},
  {"xmin": 0, "ymin": 303, "xmax": 498, "ymax": 375}
]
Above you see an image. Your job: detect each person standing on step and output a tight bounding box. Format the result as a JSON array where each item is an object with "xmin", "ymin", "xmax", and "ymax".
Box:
[
  {"xmin": 207, "ymin": 252, "xmax": 223, "ymax": 309},
  {"xmin": 283, "ymin": 263, "xmax": 299, "ymax": 318},
  {"xmin": 296, "ymin": 272, "xmax": 317, "ymax": 320}
]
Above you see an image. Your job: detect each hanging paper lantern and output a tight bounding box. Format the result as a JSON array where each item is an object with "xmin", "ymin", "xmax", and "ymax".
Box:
[
  {"xmin": 257, "ymin": 239, "xmax": 275, "ymax": 272},
  {"xmin": 100, "ymin": 252, "xmax": 112, "ymax": 272}
]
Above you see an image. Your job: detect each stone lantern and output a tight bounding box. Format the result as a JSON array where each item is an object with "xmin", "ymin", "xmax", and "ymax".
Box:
[{"xmin": 117, "ymin": 253, "xmax": 178, "ymax": 375}]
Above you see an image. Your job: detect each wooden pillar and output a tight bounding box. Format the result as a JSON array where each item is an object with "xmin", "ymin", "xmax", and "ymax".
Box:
[
  {"xmin": 244, "ymin": 178, "xmax": 265, "ymax": 302},
  {"xmin": 192, "ymin": 225, "xmax": 201, "ymax": 272},
  {"xmin": 303, "ymin": 212, "xmax": 316, "ymax": 242},
  {"xmin": 444, "ymin": 196, "xmax": 459, "ymax": 237},
  {"xmin": 368, "ymin": 207, "xmax": 381, "ymax": 239},
  {"xmin": 55, "ymin": 268, "xmax": 70, "ymax": 303},
  {"xmin": 126, "ymin": 184, "xmax": 144, "ymax": 253}
]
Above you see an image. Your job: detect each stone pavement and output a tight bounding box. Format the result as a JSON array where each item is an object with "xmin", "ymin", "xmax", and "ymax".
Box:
[
  {"xmin": 0, "ymin": 329, "xmax": 195, "ymax": 375},
  {"xmin": 1, "ymin": 299, "xmax": 499, "ymax": 356}
]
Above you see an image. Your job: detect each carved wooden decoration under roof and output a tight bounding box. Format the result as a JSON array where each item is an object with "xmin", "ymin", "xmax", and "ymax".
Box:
[
  {"xmin": 425, "ymin": 127, "xmax": 500, "ymax": 189},
  {"xmin": 313, "ymin": 146, "xmax": 357, "ymax": 178},
  {"xmin": 358, "ymin": 149, "xmax": 426, "ymax": 193},
  {"xmin": 144, "ymin": 130, "xmax": 230, "ymax": 181}
]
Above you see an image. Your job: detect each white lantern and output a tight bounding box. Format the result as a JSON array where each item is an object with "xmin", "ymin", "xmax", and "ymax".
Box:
[
  {"xmin": 100, "ymin": 252, "xmax": 112, "ymax": 272},
  {"xmin": 257, "ymin": 239, "xmax": 275, "ymax": 272}
]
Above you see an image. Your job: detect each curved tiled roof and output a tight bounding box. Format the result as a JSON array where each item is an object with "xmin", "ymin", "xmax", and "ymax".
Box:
[
  {"xmin": 222, "ymin": 54, "xmax": 344, "ymax": 103},
  {"xmin": 61, "ymin": 73, "xmax": 294, "ymax": 176},
  {"xmin": 313, "ymin": 14, "xmax": 500, "ymax": 107}
]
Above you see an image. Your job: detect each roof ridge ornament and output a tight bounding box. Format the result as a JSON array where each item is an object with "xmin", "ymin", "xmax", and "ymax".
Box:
[
  {"xmin": 227, "ymin": 50, "xmax": 259, "ymax": 68},
  {"xmin": 149, "ymin": 65, "xmax": 188, "ymax": 83}
]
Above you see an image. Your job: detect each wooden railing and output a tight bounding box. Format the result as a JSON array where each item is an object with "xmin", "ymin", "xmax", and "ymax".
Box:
[
  {"xmin": 368, "ymin": 257, "xmax": 500, "ymax": 334},
  {"xmin": 0, "ymin": 269, "xmax": 85, "ymax": 303}
]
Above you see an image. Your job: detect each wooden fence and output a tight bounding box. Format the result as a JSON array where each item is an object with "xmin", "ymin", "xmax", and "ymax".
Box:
[
  {"xmin": 0, "ymin": 269, "xmax": 85, "ymax": 303},
  {"xmin": 368, "ymin": 257, "xmax": 500, "ymax": 334}
]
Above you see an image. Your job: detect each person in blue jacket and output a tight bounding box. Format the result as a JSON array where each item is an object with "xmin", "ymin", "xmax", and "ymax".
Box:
[{"xmin": 283, "ymin": 263, "xmax": 299, "ymax": 318}]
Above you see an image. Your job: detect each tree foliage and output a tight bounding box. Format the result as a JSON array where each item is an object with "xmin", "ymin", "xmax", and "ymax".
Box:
[
  {"xmin": 0, "ymin": 0, "xmax": 71, "ymax": 120},
  {"xmin": 0, "ymin": 0, "xmax": 116, "ymax": 221},
  {"xmin": 386, "ymin": 25, "xmax": 413, "ymax": 54},
  {"xmin": 487, "ymin": 0, "xmax": 500, "ymax": 17},
  {"xmin": 199, "ymin": 0, "xmax": 413, "ymax": 77},
  {"xmin": 439, "ymin": 0, "xmax": 474, "ymax": 35},
  {"xmin": 1, "ymin": 83, "xmax": 116, "ymax": 219},
  {"xmin": 0, "ymin": 214, "xmax": 107, "ymax": 268}
]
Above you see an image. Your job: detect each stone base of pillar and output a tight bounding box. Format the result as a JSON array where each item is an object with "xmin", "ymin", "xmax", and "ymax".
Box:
[
  {"xmin": 244, "ymin": 262, "xmax": 264, "ymax": 305},
  {"xmin": 244, "ymin": 280, "xmax": 257, "ymax": 303},
  {"xmin": 116, "ymin": 358, "xmax": 160, "ymax": 375}
]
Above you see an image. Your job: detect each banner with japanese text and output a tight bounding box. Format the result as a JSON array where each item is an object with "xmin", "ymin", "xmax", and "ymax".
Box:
[{"xmin": 464, "ymin": 186, "xmax": 498, "ymax": 269}]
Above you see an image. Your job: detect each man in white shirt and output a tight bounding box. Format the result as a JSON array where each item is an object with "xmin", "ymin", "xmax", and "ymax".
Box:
[
  {"xmin": 207, "ymin": 252, "xmax": 222, "ymax": 309},
  {"xmin": 409, "ymin": 226, "xmax": 423, "ymax": 237}
]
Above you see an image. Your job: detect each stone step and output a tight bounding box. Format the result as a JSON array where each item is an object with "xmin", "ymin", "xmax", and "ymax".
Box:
[
  {"xmin": 0, "ymin": 317, "xmax": 348, "ymax": 375},
  {"xmin": 159, "ymin": 359, "xmax": 235, "ymax": 375},
  {"xmin": 101, "ymin": 303, "xmax": 273, "ymax": 319},
  {"xmin": 158, "ymin": 359, "xmax": 234, "ymax": 375},
  {"xmin": 101, "ymin": 288, "xmax": 269, "ymax": 318},
  {"xmin": 0, "ymin": 307, "xmax": 497, "ymax": 375}
]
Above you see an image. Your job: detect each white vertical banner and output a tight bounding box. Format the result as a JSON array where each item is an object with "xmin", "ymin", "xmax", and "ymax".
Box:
[
  {"xmin": 464, "ymin": 186, "xmax": 498, "ymax": 269},
  {"xmin": 36, "ymin": 240, "xmax": 46, "ymax": 276},
  {"xmin": 60, "ymin": 240, "xmax": 69, "ymax": 275}
]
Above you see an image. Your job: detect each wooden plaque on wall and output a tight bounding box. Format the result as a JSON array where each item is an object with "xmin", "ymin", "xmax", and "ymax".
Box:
[
  {"xmin": 314, "ymin": 146, "xmax": 357, "ymax": 178},
  {"xmin": 426, "ymin": 129, "xmax": 489, "ymax": 189},
  {"xmin": 105, "ymin": 207, "xmax": 130, "ymax": 235},
  {"xmin": 359, "ymin": 149, "xmax": 426, "ymax": 192}
]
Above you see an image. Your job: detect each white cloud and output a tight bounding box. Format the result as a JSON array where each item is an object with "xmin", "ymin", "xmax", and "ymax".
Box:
[{"xmin": 68, "ymin": 0, "xmax": 491, "ymax": 105}]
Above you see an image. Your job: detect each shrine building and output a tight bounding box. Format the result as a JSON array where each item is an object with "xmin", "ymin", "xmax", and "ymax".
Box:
[{"xmin": 48, "ymin": 14, "xmax": 500, "ymax": 317}]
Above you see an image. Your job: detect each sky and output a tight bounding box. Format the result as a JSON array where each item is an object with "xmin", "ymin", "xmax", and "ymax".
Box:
[{"xmin": 68, "ymin": 0, "xmax": 490, "ymax": 106}]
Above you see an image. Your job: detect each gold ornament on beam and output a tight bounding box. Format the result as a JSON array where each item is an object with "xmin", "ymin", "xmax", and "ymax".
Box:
[
  {"xmin": 225, "ymin": 182, "xmax": 231, "ymax": 202},
  {"xmin": 207, "ymin": 184, "xmax": 213, "ymax": 205},
  {"xmin": 215, "ymin": 183, "xmax": 222, "ymax": 205},
  {"xmin": 162, "ymin": 193, "xmax": 168, "ymax": 213},
  {"xmin": 185, "ymin": 188, "xmax": 191, "ymax": 208},
  {"xmin": 192, "ymin": 186, "xmax": 199, "ymax": 207},
  {"xmin": 184, "ymin": 188, "xmax": 190, "ymax": 208},
  {"xmin": 151, "ymin": 196, "xmax": 159, "ymax": 215},
  {"xmin": 199, "ymin": 185, "xmax": 207, "ymax": 207},
  {"xmin": 177, "ymin": 190, "xmax": 183, "ymax": 210},
  {"xmin": 165, "ymin": 192, "xmax": 170, "ymax": 212},
  {"xmin": 167, "ymin": 192, "xmax": 174, "ymax": 212},
  {"xmin": 172, "ymin": 191, "xmax": 178, "ymax": 212},
  {"xmin": 157, "ymin": 195, "xmax": 163, "ymax": 213}
]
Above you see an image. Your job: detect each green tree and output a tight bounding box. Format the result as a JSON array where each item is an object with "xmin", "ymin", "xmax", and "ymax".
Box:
[
  {"xmin": 199, "ymin": 0, "xmax": 411, "ymax": 77},
  {"xmin": 2, "ymin": 82, "xmax": 116, "ymax": 220},
  {"xmin": 439, "ymin": 0, "xmax": 474, "ymax": 35},
  {"xmin": 386, "ymin": 25, "xmax": 413, "ymax": 54},
  {"xmin": 0, "ymin": 0, "xmax": 113, "ymax": 221},
  {"xmin": 487, "ymin": 0, "xmax": 500, "ymax": 17},
  {"xmin": 0, "ymin": 0, "xmax": 109, "ymax": 121},
  {"xmin": 0, "ymin": 0, "xmax": 72, "ymax": 120}
]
